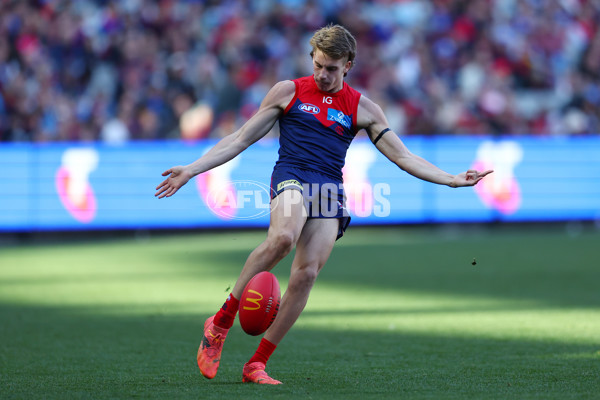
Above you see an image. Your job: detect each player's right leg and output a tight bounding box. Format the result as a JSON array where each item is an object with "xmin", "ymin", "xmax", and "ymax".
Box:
[
  {"xmin": 229, "ymin": 188, "xmax": 308, "ymax": 299},
  {"xmin": 198, "ymin": 188, "xmax": 307, "ymax": 379},
  {"xmin": 197, "ymin": 315, "xmax": 229, "ymax": 379}
]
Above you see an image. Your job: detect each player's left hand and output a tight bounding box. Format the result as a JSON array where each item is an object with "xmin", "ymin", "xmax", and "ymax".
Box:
[{"xmin": 450, "ymin": 169, "xmax": 493, "ymax": 187}]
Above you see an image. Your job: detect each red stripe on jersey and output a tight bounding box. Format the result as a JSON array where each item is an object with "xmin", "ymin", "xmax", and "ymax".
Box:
[
  {"xmin": 283, "ymin": 80, "xmax": 299, "ymax": 115},
  {"xmin": 275, "ymin": 75, "xmax": 363, "ymax": 181},
  {"xmin": 291, "ymin": 75, "xmax": 361, "ymax": 135}
]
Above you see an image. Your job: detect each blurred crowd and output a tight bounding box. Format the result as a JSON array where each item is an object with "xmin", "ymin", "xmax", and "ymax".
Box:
[{"xmin": 0, "ymin": 0, "xmax": 599, "ymax": 143}]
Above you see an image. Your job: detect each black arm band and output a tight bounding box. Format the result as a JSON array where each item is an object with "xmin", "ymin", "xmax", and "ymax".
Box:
[{"xmin": 372, "ymin": 128, "xmax": 390, "ymax": 145}]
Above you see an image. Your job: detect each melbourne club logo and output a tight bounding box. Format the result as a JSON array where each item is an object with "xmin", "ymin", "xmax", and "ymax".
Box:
[
  {"xmin": 342, "ymin": 142, "xmax": 388, "ymax": 217},
  {"xmin": 197, "ymin": 166, "xmax": 273, "ymax": 220},
  {"xmin": 472, "ymin": 141, "xmax": 523, "ymax": 214},
  {"xmin": 196, "ymin": 156, "xmax": 240, "ymax": 219},
  {"xmin": 55, "ymin": 148, "xmax": 99, "ymax": 223}
]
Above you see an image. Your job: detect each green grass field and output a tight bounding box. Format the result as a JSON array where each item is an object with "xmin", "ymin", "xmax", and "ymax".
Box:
[{"xmin": 1, "ymin": 225, "xmax": 599, "ymax": 399}]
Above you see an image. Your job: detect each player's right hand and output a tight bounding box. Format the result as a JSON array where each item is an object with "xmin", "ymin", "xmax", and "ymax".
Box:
[{"xmin": 155, "ymin": 166, "xmax": 192, "ymax": 199}]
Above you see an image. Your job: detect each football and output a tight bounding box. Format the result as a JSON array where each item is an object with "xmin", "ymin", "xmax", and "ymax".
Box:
[{"xmin": 239, "ymin": 271, "xmax": 281, "ymax": 336}]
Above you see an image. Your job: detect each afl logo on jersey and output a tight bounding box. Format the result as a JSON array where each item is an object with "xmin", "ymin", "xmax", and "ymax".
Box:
[{"xmin": 298, "ymin": 103, "xmax": 320, "ymax": 114}]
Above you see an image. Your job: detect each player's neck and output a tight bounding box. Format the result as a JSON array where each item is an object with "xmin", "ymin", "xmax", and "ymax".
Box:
[{"xmin": 328, "ymin": 83, "xmax": 344, "ymax": 93}]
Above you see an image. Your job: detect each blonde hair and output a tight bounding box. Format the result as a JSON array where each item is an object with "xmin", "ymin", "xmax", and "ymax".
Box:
[{"xmin": 309, "ymin": 24, "xmax": 357, "ymax": 76}]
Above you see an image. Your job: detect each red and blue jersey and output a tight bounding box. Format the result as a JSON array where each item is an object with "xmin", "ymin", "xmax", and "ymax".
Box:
[{"xmin": 275, "ymin": 75, "xmax": 362, "ymax": 182}]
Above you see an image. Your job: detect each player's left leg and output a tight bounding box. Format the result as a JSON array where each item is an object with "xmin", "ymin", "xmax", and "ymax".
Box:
[
  {"xmin": 242, "ymin": 217, "xmax": 339, "ymax": 384},
  {"xmin": 265, "ymin": 217, "xmax": 339, "ymax": 344}
]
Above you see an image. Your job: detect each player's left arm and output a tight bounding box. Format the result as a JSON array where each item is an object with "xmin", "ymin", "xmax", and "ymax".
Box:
[{"xmin": 356, "ymin": 96, "xmax": 493, "ymax": 187}]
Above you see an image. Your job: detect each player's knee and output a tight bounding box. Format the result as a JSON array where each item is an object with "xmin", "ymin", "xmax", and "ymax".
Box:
[
  {"xmin": 288, "ymin": 265, "xmax": 318, "ymax": 293},
  {"xmin": 267, "ymin": 230, "xmax": 296, "ymax": 257}
]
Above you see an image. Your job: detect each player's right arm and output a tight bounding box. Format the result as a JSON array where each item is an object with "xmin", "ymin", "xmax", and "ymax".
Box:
[{"xmin": 155, "ymin": 80, "xmax": 296, "ymax": 199}]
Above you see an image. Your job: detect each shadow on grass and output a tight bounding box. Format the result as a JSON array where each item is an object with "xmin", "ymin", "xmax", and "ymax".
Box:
[
  {"xmin": 1, "ymin": 303, "xmax": 599, "ymax": 400},
  {"xmin": 184, "ymin": 228, "xmax": 600, "ymax": 309},
  {"xmin": 2, "ymin": 227, "xmax": 599, "ymax": 399}
]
